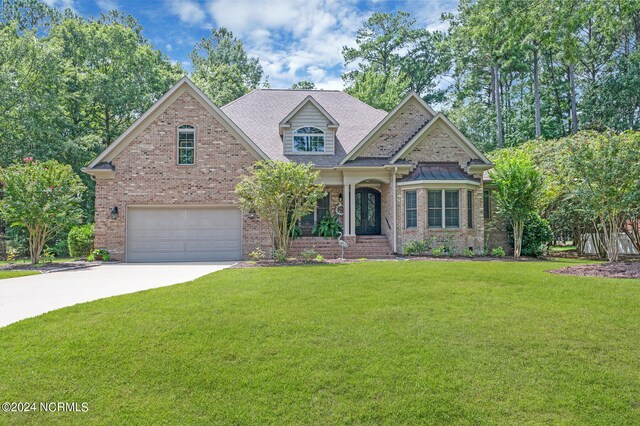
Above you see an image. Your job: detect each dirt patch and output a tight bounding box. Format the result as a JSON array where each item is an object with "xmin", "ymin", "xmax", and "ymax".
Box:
[
  {"xmin": 0, "ymin": 260, "xmax": 100, "ymax": 273},
  {"xmin": 549, "ymin": 261, "xmax": 640, "ymax": 279}
]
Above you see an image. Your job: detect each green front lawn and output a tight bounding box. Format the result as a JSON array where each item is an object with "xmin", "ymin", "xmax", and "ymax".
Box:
[
  {"xmin": 0, "ymin": 270, "xmax": 39, "ymax": 280},
  {"xmin": 1, "ymin": 260, "xmax": 639, "ymax": 424}
]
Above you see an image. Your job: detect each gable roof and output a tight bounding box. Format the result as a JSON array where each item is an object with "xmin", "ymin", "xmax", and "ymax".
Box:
[
  {"xmin": 390, "ymin": 113, "xmax": 491, "ymax": 165},
  {"xmin": 339, "ymin": 92, "xmax": 437, "ymax": 165},
  {"xmin": 222, "ymin": 89, "xmax": 386, "ymax": 167},
  {"xmin": 278, "ymin": 95, "xmax": 339, "ymax": 129},
  {"xmin": 84, "ymin": 77, "xmax": 268, "ymax": 171}
]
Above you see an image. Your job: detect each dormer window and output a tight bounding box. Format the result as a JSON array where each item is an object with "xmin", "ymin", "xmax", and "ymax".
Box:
[
  {"xmin": 177, "ymin": 125, "xmax": 195, "ymax": 165},
  {"xmin": 293, "ymin": 127, "xmax": 325, "ymax": 152}
]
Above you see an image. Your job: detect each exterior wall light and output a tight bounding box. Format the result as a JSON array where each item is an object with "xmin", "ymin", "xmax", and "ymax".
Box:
[
  {"xmin": 111, "ymin": 206, "xmax": 119, "ymax": 220},
  {"xmin": 248, "ymin": 210, "xmax": 256, "ymax": 219}
]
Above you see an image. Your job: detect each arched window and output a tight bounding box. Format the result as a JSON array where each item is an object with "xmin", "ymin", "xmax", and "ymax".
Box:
[
  {"xmin": 177, "ymin": 125, "xmax": 195, "ymax": 165},
  {"xmin": 293, "ymin": 127, "xmax": 325, "ymax": 152}
]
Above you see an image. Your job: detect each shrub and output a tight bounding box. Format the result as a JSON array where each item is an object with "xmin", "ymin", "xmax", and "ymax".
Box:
[
  {"xmin": 68, "ymin": 224, "xmax": 94, "ymax": 258},
  {"xmin": 402, "ymin": 238, "xmax": 433, "ymax": 256},
  {"xmin": 301, "ymin": 248, "xmax": 320, "ymax": 263},
  {"xmin": 248, "ymin": 247, "xmax": 266, "ymax": 261},
  {"xmin": 89, "ymin": 248, "xmax": 110, "ymax": 261},
  {"xmin": 507, "ymin": 213, "xmax": 553, "ymax": 257},
  {"xmin": 491, "ymin": 247, "xmax": 506, "ymax": 257},
  {"xmin": 432, "ymin": 246, "xmax": 446, "ymax": 256},
  {"xmin": 272, "ymin": 248, "xmax": 287, "ymax": 262},
  {"xmin": 463, "ymin": 248, "xmax": 474, "ymax": 257},
  {"xmin": 312, "ymin": 214, "xmax": 343, "ymax": 238},
  {"xmin": 315, "ymin": 254, "xmax": 324, "ymax": 262}
]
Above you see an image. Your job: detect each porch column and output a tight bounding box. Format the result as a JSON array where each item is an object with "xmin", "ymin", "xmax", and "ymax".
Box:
[
  {"xmin": 349, "ymin": 183, "xmax": 356, "ymax": 236},
  {"xmin": 343, "ymin": 183, "xmax": 350, "ymax": 236}
]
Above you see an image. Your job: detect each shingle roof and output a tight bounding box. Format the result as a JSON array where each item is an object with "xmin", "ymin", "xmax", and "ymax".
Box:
[
  {"xmin": 401, "ymin": 162, "xmax": 480, "ymax": 183},
  {"xmin": 221, "ymin": 89, "xmax": 387, "ymax": 167},
  {"xmin": 342, "ymin": 158, "xmax": 412, "ymax": 167}
]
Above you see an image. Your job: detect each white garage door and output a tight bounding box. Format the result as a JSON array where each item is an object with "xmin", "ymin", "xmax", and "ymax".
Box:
[{"xmin": 127, "ymin": 207, "xmax": 242, "ymax": 262}]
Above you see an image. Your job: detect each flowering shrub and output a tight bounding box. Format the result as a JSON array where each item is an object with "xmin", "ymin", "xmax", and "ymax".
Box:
[{"xmin": 0, "ymin": 159, "xmax": 85, "ymax": 264}]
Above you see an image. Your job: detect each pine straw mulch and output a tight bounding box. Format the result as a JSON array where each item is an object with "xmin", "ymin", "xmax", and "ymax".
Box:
[{"xmin": 549, "ymin": 261, "xmax": 640, "ymax": 279}]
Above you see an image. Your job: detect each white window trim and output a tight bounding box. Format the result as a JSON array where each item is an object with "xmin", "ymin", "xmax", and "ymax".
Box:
[
  {"xmin": 292, "ymin": 126, "xmax": 325, "ymax": 153},
  {"xmin": 405, "ymin": 190, "xmax": 417, "ymax": 229},
  {"xmin": 427, "ymin": 189, "xmax": 460, "ymax": 229},
  {"xmin": 177, "ymin": 124, "xmax": 195, "ymax": 166}
]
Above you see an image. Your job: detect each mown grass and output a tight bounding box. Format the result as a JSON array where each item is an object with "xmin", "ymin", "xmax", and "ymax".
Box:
[
  {"xmin": 0, "ymin": 260, "xmax": 639, "ymax": 424},
  {"xmin": 0, "ymin": 270, "xmax": 39, "ymax": 280}
]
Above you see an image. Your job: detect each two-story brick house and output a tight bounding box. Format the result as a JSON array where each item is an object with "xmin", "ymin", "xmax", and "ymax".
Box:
[{"xmin": 83, "ymin": 77, "xmax": 507, "ymax": 261}]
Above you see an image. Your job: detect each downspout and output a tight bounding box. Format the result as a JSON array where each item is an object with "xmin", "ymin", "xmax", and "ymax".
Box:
[{"xmin": 392, "ymin": 167, "xmax": 397, "ymax": 255}]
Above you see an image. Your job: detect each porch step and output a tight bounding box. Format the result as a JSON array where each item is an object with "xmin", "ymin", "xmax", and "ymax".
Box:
[{"xmin": 289, "ymin": 236, "xmax": 396, "ymax": 259}]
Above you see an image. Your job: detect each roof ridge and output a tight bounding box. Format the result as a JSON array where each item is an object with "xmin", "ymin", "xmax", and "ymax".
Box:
[{"xmin": 256, "ymin": 88, "xmax": 343, "ymax": 92}]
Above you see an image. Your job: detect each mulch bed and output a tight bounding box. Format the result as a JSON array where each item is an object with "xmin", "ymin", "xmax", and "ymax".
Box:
[
  {"xmin": 549, "ymin": 261, "xmax": 640, "ymax": 279},
  {"xmin": 231, "ymin": 255, "xmax": 542, "ymax": 268},
  {"xmin": 0, "ymin": 260, "xmax": 100, "ymax": 273}
]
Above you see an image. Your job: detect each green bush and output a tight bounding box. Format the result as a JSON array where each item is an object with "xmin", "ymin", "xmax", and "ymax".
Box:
[
  {"xmin": 463, "ymin": 248, "xmax": 474, "ymax": 257},
  {"xmin": 402, "ymin": 238, "xmax": 434, "ymax": 256},
  {"xmin": 248, "ymin": 247, "xmax": 266, "ymax": 261},
  {"xmin": 68, "ymin": 224, "xmax": 94, "ymax": 258},
  {"xmin": 88, "ymin": 248, "xmax": 109, "ymax": 261},
  {"xmin": 432, "ymin": 246, "xmax": 446, "ymax": 257},
  {"xmin": 272, "ymin": 248, "xmax": 287, "ymax": 262},
  {"xmin": 312, "ymin": 214, "xmax": 343, "ymax": 238},
  {"xmin": 491, "ymin": 247, "xmax": 506, "ymax": 257},
  {"xmin": 301, "ymin": 248, "xmax": 319, "ymax": 263},
  {"xmin": 507, "ymin": 213, "xmax": 553, "ymax": 257}
]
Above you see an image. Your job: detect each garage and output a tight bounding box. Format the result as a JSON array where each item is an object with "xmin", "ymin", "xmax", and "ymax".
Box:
[{"xmin": 126, "ymin": 207, "xmax": 242, "ymax": 262}]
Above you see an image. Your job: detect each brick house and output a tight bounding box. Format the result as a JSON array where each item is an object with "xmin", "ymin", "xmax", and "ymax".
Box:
[{"xmin": 83, "ymin": 77, "xmax": 507, "ymax": 262}]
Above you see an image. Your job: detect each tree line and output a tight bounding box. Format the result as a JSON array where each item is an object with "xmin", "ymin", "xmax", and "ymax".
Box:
[{"xmin": 342, "ymin": 1, "xmax": 640, "ymax": 151}]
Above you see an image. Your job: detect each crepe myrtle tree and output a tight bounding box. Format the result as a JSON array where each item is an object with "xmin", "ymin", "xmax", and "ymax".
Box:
[
  {"xmin": 0, "ymin": 158, "xmax": 85, "ymax": 264},
  {"xmin": 235, "ymin": 161, "xmax": 326, "ymax": 256},
  {"xmin": 490, "ymin": 150, "xmax": 545, "ymax": 258},
  {"xmin": 563, "ymin": 130, "xmax": 640, "ymax": 262}
]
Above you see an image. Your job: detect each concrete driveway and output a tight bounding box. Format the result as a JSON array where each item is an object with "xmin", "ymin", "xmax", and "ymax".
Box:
[{"xmin": 0, "ymin": 262, "xmax": 234, "ymax": 328}]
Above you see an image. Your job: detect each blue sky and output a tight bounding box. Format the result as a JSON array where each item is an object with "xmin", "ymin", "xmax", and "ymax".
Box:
[{"xmin": 44, "ymin": 0, "xmax": 457, "ymax": 89}]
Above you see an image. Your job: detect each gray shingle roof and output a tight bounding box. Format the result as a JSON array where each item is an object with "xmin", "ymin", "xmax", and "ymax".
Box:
[
  {"xmin": 342, "ymin": 158, "xmax": 412, "ymax": 167},
  {"xmin": 401, "ymin": 162, "xmax": 480, "ymax": 183},
  {"xmin": 221, "ymin": 89, "xmax": 387, "ymax": 167}
]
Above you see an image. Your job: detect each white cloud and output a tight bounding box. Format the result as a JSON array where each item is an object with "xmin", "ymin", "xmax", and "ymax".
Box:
[
  {"xmin": 43, "ymin": 0, "xmax": 75, "ymax": 11},
  {"xmin": 96, "ymin": 0, "xmax": 118, "ymax": 11},
  {"xmin": 204, "ymin": 0, "xmax": 368, "ymax": 89},
  {"xmin": 168, "ymin": 0, "xmax": 207, "ymax": 24}
]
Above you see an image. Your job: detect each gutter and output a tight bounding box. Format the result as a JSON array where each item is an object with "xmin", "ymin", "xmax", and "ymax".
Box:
[{"xmin": 393, "ymin": 166, "xmax": 397, "ymax": 255}]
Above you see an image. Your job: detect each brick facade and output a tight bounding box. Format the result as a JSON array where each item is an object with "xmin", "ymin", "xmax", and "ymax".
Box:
[
  {"xmin": 93, "ymin": 90, "xmax": 271, "ymax": 260},
  {"xmin": 358, "ymin": 98, "xmax": 432, "ymax": 158},
  {"xmin": 89, "ymin": 81, "xmax": 507, "ymax": 261}
]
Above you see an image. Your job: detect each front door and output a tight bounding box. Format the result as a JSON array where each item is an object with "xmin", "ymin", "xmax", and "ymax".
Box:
[{"xmin": 355, "ymin": 188, "xmax": 381, "ymax": 235}]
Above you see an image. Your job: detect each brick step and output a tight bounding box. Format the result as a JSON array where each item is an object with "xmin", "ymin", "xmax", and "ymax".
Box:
[{"xmin": 290, "ymin": 236, "xmax": 395, "ymax": 259}]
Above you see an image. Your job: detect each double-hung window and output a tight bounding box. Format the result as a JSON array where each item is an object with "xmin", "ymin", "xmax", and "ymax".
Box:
[
  {"xmin": 428, "ymin": 190, "xmax": 460, "ymax": 228},
  {"xmin": 405, "ymin": 191, "xmax": 417, "ymax": 228},
  {"xmin": 177, "ymin": 125, "xmax": 195, "ymax": 165},
  {"xmin": 483, "ymin": 190, "xmax": 491, "ymax": 219},
  {"xmin": 467, "ymin": 190, "xmax": 473, "ymax": 228},
  {"xmin": 300, "ymin": 194, "xmax": 330, "ymax": 235}
]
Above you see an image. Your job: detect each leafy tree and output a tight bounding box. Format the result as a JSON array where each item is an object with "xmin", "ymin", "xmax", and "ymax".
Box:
[
  {"xmin": 50, "ymin": 15, "xmax": 184, "ymax": 145},
  {"xmin": 342, "ymin": 11, "xmax": 448, "ymax": 105},
  {"xmin": 344, "ymin": 68, "xmax": 410, "ymax": 111},
  {"xmin": 235, "ymin": 161, "xmax": 325, "ymax": 255},
  {"xmin": 291, "ymin": 81, "xmax": 316, "ymax": 90},
  {"xmin": 0, "ymin": 23, "xmax": 64, "ymax": 166},
  {"xmin": 562, "ymin": 130, "xmax": 640, "ymax": 262},
  {"xmin": 0, "ymin": 159, "xmax": 85, "ymax": 264},
  {"xmin": 190, "ymin": 27, "xmax": 264, "ymax": 106},
  {"xmin": 490, "ymin": 150, "xmax": 545, "ymax": 258}
]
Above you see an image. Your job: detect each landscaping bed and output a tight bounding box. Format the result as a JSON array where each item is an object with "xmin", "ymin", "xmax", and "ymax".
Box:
[
  {"xmin": 550, "ymin": 261, "xmax": 640, "ymax": 279},
  {"xmin": 0, "ymin": 260, "xmax": 99, "ymax": 273}
]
